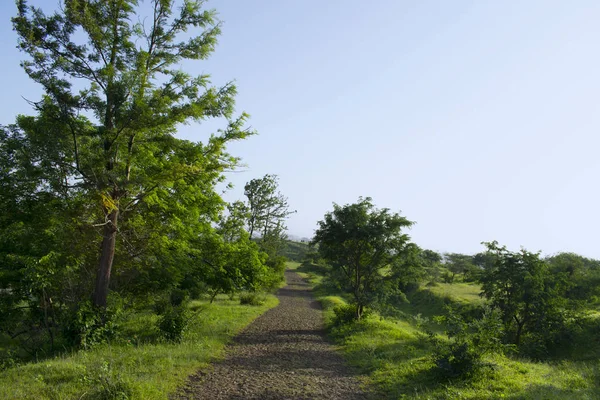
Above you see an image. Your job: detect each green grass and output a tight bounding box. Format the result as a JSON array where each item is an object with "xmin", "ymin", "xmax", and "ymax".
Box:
[
  {"xmin": 285, "ymin": 261, "xmax": 302, "ymax": 270},
  {"xmin": 427, "ymin": 282, "xmax": 484, "ymax": 305},
  {"xmin": 0, "ymin": 294, "xmax": 278, "ymax": 400},
  {"xmin": 291, "ymin": 262, "xmax": 327, "ymax": 287},
  {"xmin": 303, "ymin": 268, "xmax": 600, "ymax": 399}
]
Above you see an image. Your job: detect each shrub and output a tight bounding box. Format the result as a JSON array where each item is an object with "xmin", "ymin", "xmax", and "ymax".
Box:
[
  {"xmin": 0, "ymin": 349, "xmax": 19, "ymax": 371},
  {"xmin": 429, "ymin": 307, "xmax": 507, "ymax": 381},
  {"xmin": 157, "ymin": 306, "xmax": 189, "ymax": 342},
  {"xmin": 442, "ymin": 271, "xmax": 455, "ymax": 283},
  {"xmin": 169, "ymin": 288, "xmax": 189, "ymax": 307},
  {"xmin": 188, "ymin": 286, "xmax": 203, "ymax": 300},
  {"xmin": 239, "ymin": 292, "xmax": 265, "ymax": 306},
  {"xmin": 331, "ymin": 304, "xmax": 371, "ymax": 326},
  {"xmin": 152, "ymin": 297, "xmax": 170, "ymax": 315},
  {"xmin": 63, "ymin": 301, "xmax": 119, "ymax": 349}
]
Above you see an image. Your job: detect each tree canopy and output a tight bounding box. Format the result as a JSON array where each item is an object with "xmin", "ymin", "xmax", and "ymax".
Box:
[
  {"xmin": 312, "ymin": 197, "xmax": 414, "ymax": 320},
  {"xmin": 10, "ymin": 0, "xmax": 253, "ymax": 307}
]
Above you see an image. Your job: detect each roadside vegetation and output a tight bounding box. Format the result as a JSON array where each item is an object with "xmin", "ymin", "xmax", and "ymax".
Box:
[
  {"xmin": 303, "ymin": 198, "xmax": 600, "ymax": 399},
  {"xmin": 0, "ymin": 294, "xmax": 277, "ymax": 399}
]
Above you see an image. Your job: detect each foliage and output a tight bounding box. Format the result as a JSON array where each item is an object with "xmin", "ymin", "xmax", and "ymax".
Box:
[
  {"xmin": 312, "ymin": 197, "xmax": 414, "ymax": 320},
  {"xmin": 422, "ymin": 249, "xmax": 442, "ymax": 265},
  {"xmin": 302, "ymin": 260, "xmax": 600, "ymax": 400},
  {"xmin": 87, "ymin": 361, "xmax": 135, "ymax": 400},
  {"xmin": 63, "ymin": 301, "xmax": 120, "ymax": 349},
  {"xmin": 239, "ymin": 292, "xmax": 266, "ymax": 306},
  {"xmin": 158, "ymin": 306, "xmax": 189, "ymax": 343},
  {"xmin": 479, "ymin": 241, "xmax": 577, "ymax": 357},
  {"xmin": 0, "ymin": 295, "xmax": 278, "ymax": 399},
  {"xmin": 244, "ymin": 174, "xmax": 295, "ymax": 240},
  {"xmin": 195, "ymin": 231, "xmax": 270, "ymax": 302},
  {"xmin": 169, "ymin": 288, "xmax": 189, "ymax": 308},
  {"xmin": 428, "ymin": 307, "xmax": 508, "ymax": 381},
  {"xmin": 546, "ymin": 252, "xmax": 600, "ymax": 303},
  {"xmin": 219, "ymin": 201, "xmax": 251, "ymax": 243},
  {"xmin": 331, "ymin": 304, "xmax": 370, "ymax": 327},
  {"xmin": 443, "ymin": 253, "xmax": 480, "ymax": 283},
  {"xmin": 280, "ymin": 240, "xmax": 311, "ymax": 262},
  {"xmin": 390, "ymin": 243, "xmax": 427, "ymax": 293},
  {"xmin": 10, "ymin": 0, "xmax": 254, "ymax": 309}
]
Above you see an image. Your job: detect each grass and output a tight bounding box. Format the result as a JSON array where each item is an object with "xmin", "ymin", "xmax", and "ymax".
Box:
[
  {"xmin": 285, "ymin": 261, "xmax": 302, "ymax": 270},
  {"xmin": 295, "ymin": 263, "xmax": 600, "ymax": 400},
  {"xmin": 0, "ymin": 294, "xmax": 278, "ymax": 400},
  {"xmin": 427, "ymin": 281, "xmax": 484, "ymax": 305}
]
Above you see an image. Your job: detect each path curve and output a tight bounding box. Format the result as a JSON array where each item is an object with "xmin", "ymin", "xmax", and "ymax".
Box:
[{"xmin": 175, "ymin": 270, "xmax": 371, "ymax": 399}]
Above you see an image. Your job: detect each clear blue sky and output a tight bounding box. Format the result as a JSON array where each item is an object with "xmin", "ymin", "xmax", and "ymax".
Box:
[{"xmin": 2, "ymin": 1, "xmax": 600, "ymax": 257}]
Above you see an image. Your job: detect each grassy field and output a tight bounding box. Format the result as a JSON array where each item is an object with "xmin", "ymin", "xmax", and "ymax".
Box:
[
  {"xmin": 427, "ymin": 281, "xmax": 484, "ymax": 305},
  {"xmin": 293, "ymin": 263, "xmax": 600, "ymax": 400},
  {"xmin": 0, "ymin": 294, "xmax": 278, "ymax": 400}
]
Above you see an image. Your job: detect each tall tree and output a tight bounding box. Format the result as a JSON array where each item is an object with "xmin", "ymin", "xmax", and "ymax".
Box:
[
  {"xmin": 12, "ymin": 0, "xmax": 253, "ymax": 307},
  {"xmin": 312, "ymin": 197, "xmax": 414, "ymax": 320},
  {"xmin": 244, "ymin": 174, "xmax": 294, "ymax": 250}
]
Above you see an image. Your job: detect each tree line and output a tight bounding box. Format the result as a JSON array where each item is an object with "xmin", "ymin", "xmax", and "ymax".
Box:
[{"xmin": 310, "ymin": 197, "xmax": 600, "ymax": 370}]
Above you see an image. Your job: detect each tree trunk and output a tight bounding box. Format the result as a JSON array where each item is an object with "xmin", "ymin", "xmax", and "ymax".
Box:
[
  {"xmin": 209, "ymin": 290, "xmax": 219, "ymax": 304},
  {"xmin": 93, "ymin": 208, "xmax": 119, "ymax": 308},
  {"xmin": 356, "ymin": 304, "xmax": 363, "ymax": 321},
  {"xmin": 514, "ymin": 315, "xmax": 525, "ymax": 346}
]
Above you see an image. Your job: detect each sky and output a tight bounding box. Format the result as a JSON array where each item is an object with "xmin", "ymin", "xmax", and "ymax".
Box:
[{"xmin": 1, "ymin": 1, "xmax": 600, "ymax": 257}]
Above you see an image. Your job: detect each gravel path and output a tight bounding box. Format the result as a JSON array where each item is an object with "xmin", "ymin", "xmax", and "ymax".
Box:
[{"xmin": 175, "ymin": 270, "xmax": 371, "ymax": 399}]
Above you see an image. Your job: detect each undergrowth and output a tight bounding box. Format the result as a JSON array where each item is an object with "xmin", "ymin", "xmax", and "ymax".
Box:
[{"xmin": 0, "ymin": 294, "xmax": 278, "ymax": 399}]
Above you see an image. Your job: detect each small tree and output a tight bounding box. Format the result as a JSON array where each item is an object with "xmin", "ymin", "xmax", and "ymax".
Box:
[
  {"xmin": 244, "ymin": 174, "xmax": 295, "ymax": 241},
  {"xmin": 479, "ymin": 241, "xmax": 571, "ymax": 351},
  {"xmin": 244, "ymin": 175, "xmax": 294, "ymax": 282},
  {"xmin": 444, "ymin": 253, "xmax": 479, "ymax": 282},
  {"xmin": 422, "ymin": 249, "xmax": 443, "ymax": 265},
  {"xmin": 312, "ymin": 197, "xmax": 414, "ymax": 320},
  {"xmin": 546, "ymin": 252, "xmax": 600, "ymax": 302}
]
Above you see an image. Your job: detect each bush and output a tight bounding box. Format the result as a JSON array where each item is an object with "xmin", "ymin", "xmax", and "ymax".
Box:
[
  {"xmin": 187, "ymin": 286, "xmax": 203, "ymax": 300},
  {"xmin": 239, "ymin": 292, "xmax": 265, "ymax": 306},
  {"xmin": 169, "ymin": 288, "xmax": 189, "ymax": 307},
  {"xmin": 0, "ymin": 349, "xmax": 19, "ymax": 371},
  {"xmin": 442, "ymin": 271, "xmax": 455, "ymax": 283},
  {"xmin": 432, "ymin": 339, "xmax": 483, "ymax": 380},
  {"xmin": 63, "ymin": 301, "xmax": 119, "ymax": 349},
  {"xmin": 429, "ymin": 307, "xmax": 507, "ymax": 381},
  {"xmin": 331, "ymin": 304, "xmax": 371, "ymax": 326},
  {"xmin": 157, "ymin": 306, "xmax": 189, "ymax": 342},
  {"xmin": 331, "ymin": 304, "xmax": 357, "ymax": 326},
  {"xmin": 271, "ymin": 255, "xmax": 288, "ymax": 274}
]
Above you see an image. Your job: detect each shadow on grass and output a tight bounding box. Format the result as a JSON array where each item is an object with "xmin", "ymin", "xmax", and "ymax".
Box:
[
  {"xmin": 295, "ymin": 262, "xmax": 329, "ymax": 276},
  {"xmin": 504, "ymin": 384, "xmax": 597, "ymax": 400}
]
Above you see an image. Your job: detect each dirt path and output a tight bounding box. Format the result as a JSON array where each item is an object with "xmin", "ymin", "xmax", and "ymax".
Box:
[{"xmin": 175, "ymin": 270, "xmax": 371, "ymax": 399}]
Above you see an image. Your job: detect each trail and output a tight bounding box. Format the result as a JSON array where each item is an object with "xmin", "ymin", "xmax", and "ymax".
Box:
[{"xmin": 175, "ymin": 270, "xmax": 371, "ymax": 399}]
